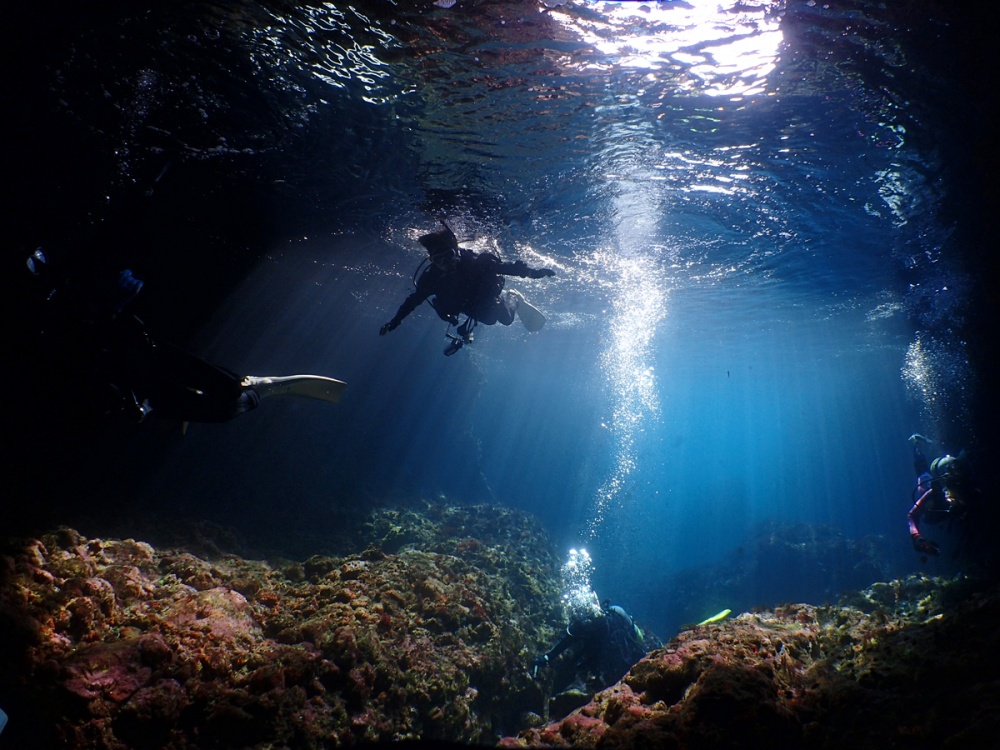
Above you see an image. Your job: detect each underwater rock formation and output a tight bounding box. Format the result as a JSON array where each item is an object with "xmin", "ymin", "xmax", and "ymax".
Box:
[
  {"xmin": 0, "ymin": 504, "xmax": 563, "ymax": 749},
  {"xmin": 503, "ymin": 574, "xmax": 1000, "ymax": 749},
  {"xmin": 637, "ymin": 521, "xmax": 899, "ymax": 637},
  {"xmin": 4, "ymin": 505, "xmax": 999, "ymax": 749}
]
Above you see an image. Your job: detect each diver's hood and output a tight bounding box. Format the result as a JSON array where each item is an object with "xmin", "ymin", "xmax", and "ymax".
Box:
[
  {"xmin": 931, "ymin": 455, "xmax": 960, "ymax": 476},
  {"xmin": 418, "ymin": 227, "xmax": 459, "ymax": 256}
]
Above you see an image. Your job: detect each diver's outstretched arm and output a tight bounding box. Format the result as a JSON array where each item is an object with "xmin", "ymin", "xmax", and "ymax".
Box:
[
  {"xmin": 498, "ymin": 259, "xmax": 555, "ymax": 279},
  {"xmin": 380, "ymin": 289, "xmax": 429, "ymax": 334},
  {"xmin": 908, "ymin": 488, "xmax": 940, "ymax": 556}
]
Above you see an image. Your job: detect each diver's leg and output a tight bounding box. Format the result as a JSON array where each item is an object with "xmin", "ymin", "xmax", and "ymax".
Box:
[
  {"xmin": 497, "ymin": 293, "xmax": 517, "ymax": 325},
  {"xmin": 149, "ymin": 345, "xmax": 250, "ymax": 422},
  {"xmin": 476, "ymin": 295, "xmax": 516, "ymax": 326}
]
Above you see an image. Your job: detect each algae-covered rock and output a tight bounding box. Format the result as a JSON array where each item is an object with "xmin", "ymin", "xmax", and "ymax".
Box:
[
  {"xmin": 503, "ymin": 574, "xmax": 1000, "ymax": 749},
  {"xmin": 10, "ymin": 507, "xmax": 996, "ymax": 750},
  {"xmin": 0, "ymin": 503, "xmax": 563, "ymax": 749}
]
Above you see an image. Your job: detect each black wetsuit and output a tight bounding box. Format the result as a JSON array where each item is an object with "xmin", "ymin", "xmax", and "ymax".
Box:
[
  {"xmin": 20, "ymin": 266, "xmax": 256, "ymax": 424},
  {"xmin": 113, "ymin": 339, "xmax": 258, "ymax": 423},
  {"xmin": 386, "ymin": 248, "xmax": 542, "ymax": 329},
  {"xmin": 543, "ymin": 605, "xmax": 647, "ymax": 689}
]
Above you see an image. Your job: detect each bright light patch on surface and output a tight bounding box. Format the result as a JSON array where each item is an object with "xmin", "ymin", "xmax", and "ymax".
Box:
[
  {"xmin": 250, "ymin": 3, "xmax": 400, "ymax": 104},
  {"xmin": 874, "ymin": 168, "xmax": 912, "ymax": 226},
  {"xmin": 551, "ymin": 0, "xmax": 785, "ymax": 96},
  {"xmin": 865, "ymin": 299, "xmax": 903, "ymax": 322}
]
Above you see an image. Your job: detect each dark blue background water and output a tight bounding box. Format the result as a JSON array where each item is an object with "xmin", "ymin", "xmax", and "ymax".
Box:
[{"xmin": 5, "ymin": 0, "xmax": 997, "ymax": 636}]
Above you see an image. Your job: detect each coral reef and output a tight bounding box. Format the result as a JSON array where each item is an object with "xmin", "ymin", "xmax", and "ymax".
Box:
[
  {"xmin": 503, "ymin": 573, "xmax": 1000, "ymax": 749},
  {"xmin": 0, "ymin": 504, "xmax": 563, "ymax": 749}
]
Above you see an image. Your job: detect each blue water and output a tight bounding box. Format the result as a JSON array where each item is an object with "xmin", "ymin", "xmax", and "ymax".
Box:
[{"xmin": 6, "ymin": 1, "xmax": 995, "ymax": 636}]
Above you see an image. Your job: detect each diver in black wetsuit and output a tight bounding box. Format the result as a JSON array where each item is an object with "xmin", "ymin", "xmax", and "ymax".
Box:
[
  {"xmin": 906, "ymin": 434, "xmax": 995, "ymax": 571},
  {"xmin": 532, "ymin": 599, "xmax": 650, "ymax": 705},
  {"xmin": 379, "ymin": 224, "xmax": 555, "ymax": 355},
  {"xmin": 18, "ymin": 248, "xmax": 345, "ymax": 426},
  {"xmin": 907, "ymin": 434, "xmax": 951, "ymax": 558}
]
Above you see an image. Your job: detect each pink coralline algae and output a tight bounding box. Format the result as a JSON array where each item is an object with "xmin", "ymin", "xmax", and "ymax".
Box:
[
  {"xmin": 0, "ymin": 506, "xmax": 563, "ymax": 749},
  {"xmin": 5, "ymin": 511, "xmax": 1000, "ymax": 749},
  {"xmin": 503, "ymin": 576, "xmax": 1000, "ymax": 749}
]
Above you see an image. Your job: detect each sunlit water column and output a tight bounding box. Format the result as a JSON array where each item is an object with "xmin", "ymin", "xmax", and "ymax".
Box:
[
  {"xmin": 588, "ymin": 164, "xmax": 668, "ymax": 540},
  {"xmin": 548, "ymin": 0, "xmax": 785, "ymax": 543}
]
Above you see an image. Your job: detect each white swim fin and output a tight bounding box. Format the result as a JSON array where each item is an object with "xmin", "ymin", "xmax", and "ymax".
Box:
[
  {"xmin": 242, "ymin": 375, "xmax": 347, "ymax": 404},
  {"xmin": 507, "ymin": 289, "xmax": 546, "ymax": 332}
]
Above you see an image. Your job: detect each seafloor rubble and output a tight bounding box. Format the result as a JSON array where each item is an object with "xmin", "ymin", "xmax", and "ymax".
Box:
[
  {"xmin": 2, "ymin": 505, "xmax": 999, "ymax": 749},
  {"xmin": 0, "ymin": 504, "xmax": 564, "ymax": 749}
]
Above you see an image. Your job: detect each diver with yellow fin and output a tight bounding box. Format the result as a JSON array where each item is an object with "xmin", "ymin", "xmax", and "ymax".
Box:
[{"xmin": 379, "ymin": 221, "xmax": 554, "ymax": 355}]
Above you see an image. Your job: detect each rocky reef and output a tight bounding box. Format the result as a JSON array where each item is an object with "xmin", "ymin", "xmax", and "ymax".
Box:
[
  {"xmin": 3, "ymin": 504, "xmax": 1000, "ymax": 749},
  {"xmin": 503, "ymin": 573, "xmax": 1000, "ymax": 749},
  {"xmin": 0, "ymin": 503, "xmax": 563, "ymax": 749},
  {"xmin": 632, "ymin": 521, "xmax": 905, "ymax": 638}
]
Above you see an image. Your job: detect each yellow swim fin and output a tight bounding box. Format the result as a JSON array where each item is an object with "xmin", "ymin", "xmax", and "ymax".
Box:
[{"xmin": 697, "ymin": 608, "xmax": 732, "ymax": 626}]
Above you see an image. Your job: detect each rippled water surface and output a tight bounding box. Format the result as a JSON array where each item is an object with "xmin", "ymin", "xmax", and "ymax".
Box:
[{"xmin": 6, "ymin": 0, "xmax": 996, "ymax": 632}]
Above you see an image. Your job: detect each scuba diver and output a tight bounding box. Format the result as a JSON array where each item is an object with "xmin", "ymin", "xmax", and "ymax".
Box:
[
  {"xmin": 532, "ymin": 595, "xmax": 652, "ymax": 716},
  {"xmin": 378, "ymin": 222, "xmax": 555, "ymax": 355},
  {"xmin": 906, "ymin": 434, "xmax": 986, "ymax": 564},
  {"xmin": 18, "ymin": 248, "xmax": 345, "ymax": 427}
]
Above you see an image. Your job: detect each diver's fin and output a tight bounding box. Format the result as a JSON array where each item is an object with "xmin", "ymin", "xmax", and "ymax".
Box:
[
  {"xmin": 697, "ymin": 608, "xmax": 732, "ymax": 626},
  {"xmin": 508, "ymin": 289, "xmax": 546, "ymax": 332},
  {"xmin": 242, "ymin": 375, "xmax": 347, "ymax": 404}
]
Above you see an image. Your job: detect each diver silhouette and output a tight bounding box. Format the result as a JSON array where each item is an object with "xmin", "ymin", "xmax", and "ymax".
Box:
[
  {"xmin": 531, "ymin": 596, "xmax": 653, "ymax": 719},
  {"xmin": 18, "ymin": 248, "xmax": 345, "ymax": 427},
  {"xmin": 906, "ymin": 434, "xmax": 993, "ymax": 570},
  {"xmin": 379, "ymin": 223, "xmax": 554, "ymax": 355}
]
